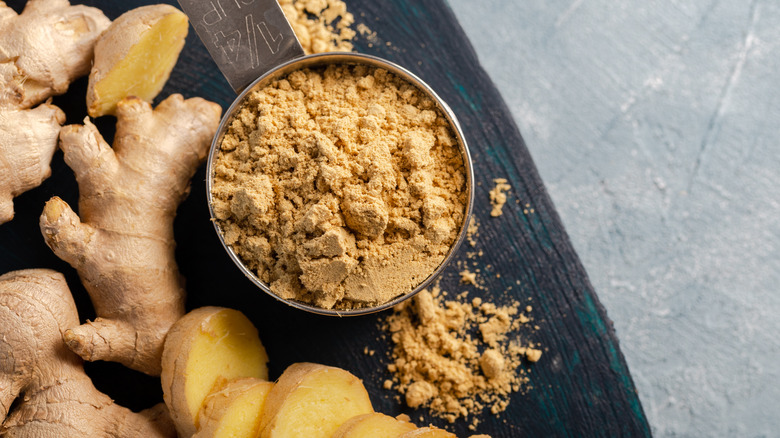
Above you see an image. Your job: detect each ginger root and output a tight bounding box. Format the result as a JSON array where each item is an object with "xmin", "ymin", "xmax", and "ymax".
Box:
[
  {"xmin": 0, "ymin": 0, "xmax": 109, "ymax": 224},
  {"xmin": 39, "ymin": 94, "xmax": 221, "ymax": 376},
  {"xmin": 87, "ymin": 4, "xmax": 189, "ymax": 117},
  {"xmin": 258, "ymin": 362, "xmax": 374, "ymax": 438},
  {"xmin": 0, "ymin": 104, "xmax": 64, "ymax": 222},
  {"xmin": 162, "ymin": 306, "xmax": 269, "ymax": 437},
  {"xmin": 0, "ymin": 269, "xmax": 175, "ymax": 437},
  {"xmin": 0, "ymin": 0, "xmax": 110, "ymax": 108}
]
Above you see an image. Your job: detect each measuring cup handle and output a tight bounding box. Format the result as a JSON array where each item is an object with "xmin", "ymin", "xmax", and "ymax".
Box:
[{"xmin": 177, "ymin": 0, "xmax": 305, "ymax": 93}]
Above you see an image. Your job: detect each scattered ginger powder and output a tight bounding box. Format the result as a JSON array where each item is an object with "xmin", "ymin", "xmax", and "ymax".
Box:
[
  {"xmin": 383, "ymin": 286, "xmax": 541, "ymax": 426},
  {"xmin": 212, "ymin": 65, "xmax": 467, "ymax": 309},
  {"xmin": 280, "ymin": 0, "xmax": 356, "ymax": 54},
  {"xmin": 489, "ymin": 178, "xmax": 510, "ymax": 217}
]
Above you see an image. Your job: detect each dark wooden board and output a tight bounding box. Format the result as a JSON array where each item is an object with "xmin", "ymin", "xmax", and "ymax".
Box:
[{"xmin": 1, "ymin": 1, "xmax": 650, "ymax": 436}]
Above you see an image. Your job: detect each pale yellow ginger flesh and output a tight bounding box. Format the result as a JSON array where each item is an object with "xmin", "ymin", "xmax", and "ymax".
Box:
[
  {"xmin": 39, "ymin": 94, "xmax": 221, "ymax": 375},
  {"xmin": 194, "ymin": 378, "xmax": 274, "ymax": 438},
  {"xmin": 0, "ymin": 269, "xmax": 175, "ymax": 438},
  {"xmin": 0, "ymin": 0, "xmax": 109, "ymax": 224},
  {"xmin": 87, "ymin": 4, "xmax": 188, "ymax": 117},
  {"xmin": 399, "ymin": 427, "xmax": 457, "ymax": 438},
  {"xmin": 258, "ymin": 363, "xmax": 374, "ymax": 438},
  {"xmin": 332, "ymin": 412, "xmax": 417, "ymax": 438},
  {"xmin": 161, "ymin": 307, "xmax": 270, "ymax": 438}
]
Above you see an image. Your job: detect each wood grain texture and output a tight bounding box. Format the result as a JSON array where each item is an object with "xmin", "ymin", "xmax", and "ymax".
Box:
[{"xmin": 0, "ymin": 0, "xmax": 650, "ymax": 436}]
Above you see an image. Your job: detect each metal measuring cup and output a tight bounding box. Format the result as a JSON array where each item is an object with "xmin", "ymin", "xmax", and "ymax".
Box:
[{"xmin": 178, "ymin": 0, "xmax": 475, "ymax": 316}]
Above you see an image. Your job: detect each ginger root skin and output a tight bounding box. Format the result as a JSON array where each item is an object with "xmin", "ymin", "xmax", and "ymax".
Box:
[
  {"xmin": 0, "ymin": 269, "xmax": 176, "ymax": 438},
  {"xmin": 0, "ymin": 104, "xmax": 64, "ymax": 223},
  {"xmin": 87, "ymin": 4, "xmax": 189, "ymax": 117},
  {"xmin": 0, "ymin": 0, "xmax": 109, "ymax": 224},
  {"xmin": 0, "ymin": 0, "xmax": 110, "ymax": 109},
  {"xmin": 39, "ymin": 94, "xmax": 222, "ymax": 376}
]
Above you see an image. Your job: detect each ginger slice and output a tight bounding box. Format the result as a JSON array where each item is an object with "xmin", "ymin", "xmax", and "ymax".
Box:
[
  {"xmin": 194, "ymin": 378, "xmax": 274, "ymax": 438},
  {"xmin": 399, "ymin": 427, "xmax": 457, "ymax": 438},
  {"xmin": 87, "ymin": 4, "xmax": 188, "ymax": 117},
  {"xmin": 0, "ymin": 269, "xmax": 175, "ymax": 437},
  {"xmin": 258, "ymin": 363, "xmax": 374, "ymax": 438},
  {"xmin": 332, "ymin": 412, "xmax": 417, "ymax": 438},
  {"xmin": 161, "ymin": 307, "xmax": 269, "ymax": 438}
]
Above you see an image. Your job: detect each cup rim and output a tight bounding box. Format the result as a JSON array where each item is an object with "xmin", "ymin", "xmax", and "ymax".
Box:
[{"xmin": 206, "ymin": 52, "xmax": 475, "ymax": 316}]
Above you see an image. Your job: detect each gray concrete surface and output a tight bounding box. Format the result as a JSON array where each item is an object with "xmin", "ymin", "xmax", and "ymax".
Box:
[{"xmin": 447, "ymin": 0, "xmax": 780, "ymax": 436}]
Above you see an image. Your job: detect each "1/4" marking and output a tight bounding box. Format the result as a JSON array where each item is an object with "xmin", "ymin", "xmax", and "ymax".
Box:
[{"xmin": 214, "ymin": 13, "xmax": 283, "ymax": 68}]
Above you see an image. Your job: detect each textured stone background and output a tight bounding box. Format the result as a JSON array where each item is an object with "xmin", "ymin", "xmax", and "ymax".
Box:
[{"xmin": 447, "ymin": 0, "xmax": 779, "ymax": 436}]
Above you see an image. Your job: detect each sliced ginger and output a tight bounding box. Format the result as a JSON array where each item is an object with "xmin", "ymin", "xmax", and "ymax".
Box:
[
  {"xmin": 161, "ymin": 307, "xmax": 269, "ymax": 437},
  {"xmin": 194, "ymin": 378, "xmax": 274, "ymax": 438},
  {"xmin": 332, "ymin": 412, "xmax": 417, "ymax": 438},
  {"xmin": 87, "ymin": 4, "xmax": 189, "ymax": 117},
  {"xmin": 258, "ymin": 362, "xmax": 374, "ymax": 438},
  {"xmin": 399, "ymin": 427, "xmax": 457, "ymax": 438}
]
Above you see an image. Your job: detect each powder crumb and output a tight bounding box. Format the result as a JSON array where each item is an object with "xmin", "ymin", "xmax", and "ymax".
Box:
[
  {"xmin": 525, "ymin": 348, "xmax": 543, "ymax": 363},
  {"xmin": 489, "ymin": 178, "xmax": 511, "ymax": 217},
  {"xmin": 384, "ymin": 379, "xmax": 394, "ymax": 390},
  {"xmin": 212, "ymin": 64, "xmax": 467, "ymax": 310},
  {"xmin": 383, "ymin": 285, "xmax": 541, "ymax": 423},
  {"xmin": 357, "ymin": 22, "xmax": 373, "ymax": 36},
  {"xmin": 396, "ymin": 414, "xmax": 412, "ymax": 422},
  {"xmin": 405, "ymin": 381, "xmax": 437, "ymax": 408},
  {"xmin": 479, "ymin": 310, "xmax": 515, "ymax": 347},
  {"xmin": 479, "ymin": 349, "xmax": 505, "ymax": 379},
  {"xmin": 466, "ymin": 216, "xmax": 479, "ymax": 247},
  {"xmin": 460, "ymin": 269, "xmax": 477, "ymax": 285}
]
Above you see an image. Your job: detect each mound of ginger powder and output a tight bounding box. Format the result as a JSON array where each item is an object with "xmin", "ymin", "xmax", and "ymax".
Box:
[{"xmin": 211, "ymin": 63, "xmax": 467, "ymax": 309}]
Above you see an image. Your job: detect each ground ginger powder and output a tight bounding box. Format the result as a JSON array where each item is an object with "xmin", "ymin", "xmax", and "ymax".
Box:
[
  {"xmin": 383, "ymin": 286, "xmax": 540, "ymax": 426},
  {"xmin": 280, "ymin": 0, "xmax": 356, "ymax": 54},
  {"xmin": 489, "ymin": 178, "xmax": 510, "ymax": 217},
  {"xmin": 212, "ymin": 64, "xmax": 467, "ymax": 309}
]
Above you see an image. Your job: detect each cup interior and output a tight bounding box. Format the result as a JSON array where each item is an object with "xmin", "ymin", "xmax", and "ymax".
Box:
[{"xmin": 206, "ymin": 52, "xmax": 475, "ymax": 316}]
